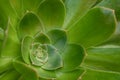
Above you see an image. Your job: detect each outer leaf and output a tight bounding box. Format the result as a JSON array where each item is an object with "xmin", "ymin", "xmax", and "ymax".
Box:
[
  {"xmin": 97, "ymin": 0, "xmax": 120, "ymax": 20},
  {"xmin": 63, "ymin": 0, "xmax": 97, "ymax": 29},
  {"xmin": 68, "ymin": 7, "xmax": 116, "ymax": 48},
  {"xmin": 0, "ymin": 0, "xmax": 17, "ymax": 26},
  {"xmin": 13, "ymin": 60, "xmax": 39, "ymax": 80},
  {"xmin": 0, "ymin": 28, "xmax": 4, "ymax": 40},
  {"xmin": 19, "ymin": 12, "xmax": 42, "ymax": 39},
  {"xmin": 56, "ymin": 67, "xmax": 85, "ymax": 80},
  {"xmin": 1, "ymin": 22, "xmax": 21, "ymax": 57},
  {"xmin": 37, "ymin": 0, "xmax": 65, "ymax": 30},
  {"xmin": 0, "ymin": 70, "xmax": 20, "ymax": 80},
  {"xmin": 22, "ymin": 0, "xmax": 42, "ymax": 12},
  {"xmin": 82, "ymin": 45, "xmax": 120, "ymax": 73},
  {"xmin": 47, "ymin": 29, "xmax": 67, "ymax": 51},
  {"xmin": 0, "ymin": 58, "xmax": 12, "ymax": 73},
  {"xmin": 41, "ymin": 45, "xmax": 63, "ymax": 70},
  {"xmin": 21, "ymin": 36, "xmax": 33, "ymax": 64},
  {"xmin": 9, "ymin": 0, "xmax": 24, "ymax": 18},
  {"xmin": 82, "ymin": 69, "xmax": 120, "ymax": 80},
  {"xmin": 99, "ymin": 22, "xmax": 120, "ymax": 46},
  {"xmin": 61, "ymin": 44, "xmax": 85, "ymax": 71},
  {"xmin": 35, "ymin": 67, "xmax": 56, "ymax": 79}
]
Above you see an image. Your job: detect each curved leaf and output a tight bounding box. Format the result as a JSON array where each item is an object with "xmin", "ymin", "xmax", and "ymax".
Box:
[
  {"xmin": 82, "ymin": 45, "xmax": 120, "ymax": 73},
  {"xmin": 82, "ymin": 69, "xmax": 120, "ymax": 80},
  {"xmin": 97, "ymin": 0, "xmax": 120, "ymax": 20},
  {"xmin": 21, "ymin": 36, "xmax": 33, "ymax": 64},
  {"xmin": 13, "ymin": 60, "xmax": 39, "ymax": 80},
  {"xmin": 99, "ymin": 22, "xmax": 120, "ymax": 46},
  {"xmin": 0, "ymin": 28, "xmax": 4, "ymax": 40},
  {"xmin": 68, "ymin": 7, "xmax": 116, "ymax": 48},
  {"xmin": 61, "ymin": 44, "xmax": 85, "ymax": 71},
  {"xmin": 47, "ymin": 29, "xmax": 67, "ymax": 51},
  {"xmin": 0, "ymin": 70, "xmax": 20, "ymax": 80},
  {"xmin": 63, "ymin": 0, "xmax": 97, "ymax": 29},
  {"xmin": 9, "ymin": 0, "xmax": 24, "ymax": 18},
  {"xmin": 0, "ymin": 0, "xmax": 17, "ymax": 26},
  {"xmin": 0, "ymin": 58, "xmax": 12, "ymax": 73},
  {"xmin": 34, "ymin": 33, "xmax": 50, "ymax": 44},
  {"xmin": 37, "ymin": 0, "xmax": 65, "ymax": 30},
  {"xmin": 41, "ymin": 45, "xmax": 63, "ymax": 70},
  {"xmin": 35, "ymin": 67, "xmax": 56, "ymax": 79},
  {"xmin": 1, "ymin": 22, "xmax": 21, "ymax": 57},
  {"xmin": 19, "ymin": 12, "xmax": 42, "ymax": 39},
  {"xmin": 56, "ymin": 67, "xmax": 85, "ymax": 80},
  {"xmin": 22, "ymin": 0, "xmax": 42, "ymax": 12}
]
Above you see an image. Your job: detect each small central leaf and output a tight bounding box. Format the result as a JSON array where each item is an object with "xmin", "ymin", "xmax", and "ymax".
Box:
[{"xmin": 30, "ymin": 44, "xmax": 48, "ymax": 66}]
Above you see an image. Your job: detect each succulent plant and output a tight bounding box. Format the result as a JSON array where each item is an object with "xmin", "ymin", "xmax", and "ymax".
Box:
[{"xmin": 0, "ymin": 0, "xmax": 120, "ymax": 80}]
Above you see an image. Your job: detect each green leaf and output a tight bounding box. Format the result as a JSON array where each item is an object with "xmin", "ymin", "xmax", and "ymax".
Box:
[
  {"xmin": 0, "ymin": 70, "xmax": 20, "ymax": 80},
  {"xmin": 34, "ymin": 33, "xmax": 50, "ymax": 44},
  {"xmin": 82, "ymin": 69, "xmax": 120, "ymax": 80},
  {"xmin": 56, "ymin": 67, "xmax": 85, "ymax": 80},
  {"xmin": 82, "ymin": 45, "xmax": 120, "ymax": 73},
  {"xmin": 0, "ymin": 28, "xmax": 4, "ymax": 40},
  {"xmin": 0, "ymin": 8, "xmax": 7, "ymax": 29},
  {"xmin": 9, "ymin": 0, "xmax": 24, "ymax": 18},
  {"xmin": 41, "ymin": 45, "xmax": 63, "ymax": 70},
  {"xmin": 1, "ymin": 22, "xmax": 21, "ymax": 57},
  {"xmin": 19, "ymin": 12, "xmax": 42, "ymax": 39},
  {"xmin": 21, "ymin": 36, "xmax": 33, "ymax": 64},
  {"xmin": 35, "ymin": 67, "xmax": 56, "ymax": 79},
  {"xmin": 0, "ymin": 57, "xmax": 12, "ymax": 73},
  {"xmin": 13, "ymin": 60, "xmax": 39, "ymax": 80},
  {"xmin": 63, "ymin": 0, "xmax": 97, "ymax": 29},
  {"xmin": 47, "ymin": 29, "xmax": 67, "ymax": 51},
  {"xmin": 97, "ymin": 0, "xmax": 120, "ymax": 20},
  {"xmin": 0, "ymin": 0, "xmax": 17, "ymax": 26},
  {"xmin": 68, "ymin": 7, "xmax": 116, "ymax": 48},
  {"xmin": 22, "ymin": 0, "xmax": 42, "ymax": 12},
  {"xmin": 61, "ymin": 44, "xmax": 85, "ymax": 71},
  {"xmin": 99, "ymin": 22, "xmax": 120, "ymax": 46},
  {"xmin": 37, "ymin": 0, "xmax": 65, "ymax": 30}
]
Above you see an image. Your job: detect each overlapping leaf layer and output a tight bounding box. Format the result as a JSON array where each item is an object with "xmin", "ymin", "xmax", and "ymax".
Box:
[{"xmin": 0, "ymin": 0, "xmax": 120, "ymax": 80}]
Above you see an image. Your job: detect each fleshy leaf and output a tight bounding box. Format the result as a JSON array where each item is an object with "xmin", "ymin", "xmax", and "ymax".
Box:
[
  {"xmin": 35, "ymin": 67, "xmax": 56, "ymax": 79},
  {"xmin": 22, "ymin": 0, "xmax": 42, "ymax": 12},
  {"xmin": 82, "ymin": 69, "xmax": 120, "ymax": 80},
  {"xmin": 37, "ymin": 0, "xmax": 65, "ymax": 30},
  {"xmin": 63, "ymin": 0, "xmax": 97, "ymax": 29},
  {"xmin": 0, "ymin": 58, "xmax": 12, "ymax": 73},
  {"xmin": 68, "ymin": 7, "xmax": 116, "ymax": 48},
  {"xmin": 0, "ymin": 0, "xmax": 17, "ymax": 26},
  {"xmin": 56, "ymin": 67, "xmax": 85, "ymax": 80},
  {"xmin": 0, "ymin": 70, "xmax": 20, "ymax": 80},
  {"xmin": 13, "ymin": 60, "xmax": 39, "ymax": 80},
  {"xmin": 97, "ymin": 0, "xmax": 120, "ymax": 20},
  {"xmin": 99, "ymin": 21, "xmax": 120, "ymax": 46},
  {"xmin": 1, "ymin": 22, "xmax": 21, "ymax": 57},
  {"xmin": 34, "ymin": 33, "xmax": 50, "ymax": 44},
  {"xmin": 82, "ymin": 45, "xmax": 120, "ymax": 73},
  {"xmin": 61, "ymin": 44, "xmax": 85, "ymax": 71},
  {"xmin": 42, "ymin": 45, "xmax": 63, "ymax": 70},
  {"xmin": 47, "ymin": 29, "xmax": 67, "ymax": 51},
  {"xmin": 0, "ymin": 28, "xmax": 4, "ymax": 40},
  {"xmin": 0, "ymin": 8, "xmax": 7, "ymax": 29},
  {"xmin": 9, "ymin": 0, "xmax": 24, "ymax": 18},
  {"xmin": 21, "ymin": 36, "xmax": 33, "ymax": 64},
  {"xmin": 19, "ymin": 12, "xmax": 42, "ymax": 39}
]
